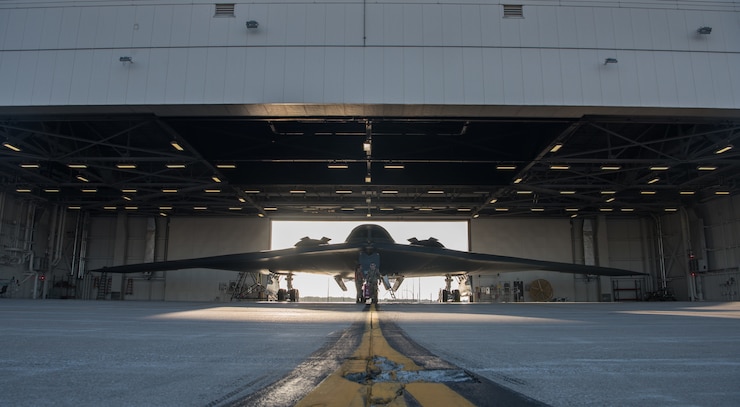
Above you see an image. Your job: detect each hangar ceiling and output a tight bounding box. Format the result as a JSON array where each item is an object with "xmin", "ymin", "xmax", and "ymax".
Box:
[{"xmin": 1, "ymin": 114, "xmax": 738, "ymax": 219}]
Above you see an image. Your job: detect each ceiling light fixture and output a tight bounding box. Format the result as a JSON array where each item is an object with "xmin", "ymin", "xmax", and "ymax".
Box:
[
  {"xmin": 20, "ymin": 163, "xmax": 40, "ymax": 169},
  {"xmin": 76, "ymin": 175, "xmax": 89, "ymax": 182},
  {"xmin": 495, "ymin": 208, "xmax": 509, "ymax": 212},
  {"xmin": 216, "ymin": 164, "xmax": 236, "ymax": 169},
  {"xmin": 81, "ymin": 188, "xmax": 97, "ymax": 193},
  {"xmin": 565, "ymin": 208, "xmax": 579, "ymax": 212},
  {"xmin": 122, "ymin": 195, "xmax": 132, "ymax": 201},
  {"xmin": 121, "ymin": 188, "xmax": 137, "ymax": 193},
  {"xmin": 600, "ymin": 165, "xmax": 621, "ymax": 170},
  {"xmin": 427, "ymin": 190, "xmax": 445, "ymax": 194},
  {"xmin": 560, "ymin": 191, "xmax": 576, "ymax": 195},
  {"xmin": 600, "ymin": 208, "xmax": 614, "ymax": 212},
  {"xmin": 714, "ymin": 145, "xmax": 733, "ymax": 154},
  {"xmin": 204, "ymin": 189, "xmax": 221, "ymax": 193},
  {"xmin": 125, "ymin": 206, "xmax": 138, "ymax": 210},
  {"xmin": 606, "ymin": 197, "xmax": 616, "ymax": 203},
  {"xmin": 516, "ymin": 190, "xmax": 533, "ymax": 194},
  {"xmin": 648, "ymin": 177, "xmax": 660, "ymax": 184},
  {"xmin": 212, "ymin": 176, "xmax": 222, "ymax": 183},
  {"xmin": 335, "ymin": 190, "xmax": 353, "ymax": 194},
  {"xmin": 159, "ymin": 206, "xmax": 173, "ymax": 210},
  {"xmin": 68, "ymin": 164, "xmax": 88, "ymax": 169},
  {"xmin": 16, "ymin": 188, "xmax": 32, "ymax": 193},
  {"xmin": 289, "ymin": 190, "xmax": 306, "ymax": 194},
  {"xmin": 44, "ymin": 188, "xmax": 60, "ymax": 193},
  {"xmin": 650, "ymin": 165, "xmax": 670, "ymax": 171},
  {"xmin": 715, "ymin": 190, "xmax": 730, "ymax": 195},
  {"xmin": 697, "ymin": 165, "xmax": 718, "ymax": 171},
  {"xmin": 162, "ymin": 188, "xmax": 178, "ymax": 193},
  {"xmin": 549, "ymin": 165, "xmax": 570, "ymax": 170},
  {"xmin": 166, "ymin": 163, "xmax": 186, "ymax": 169},
  {"xmin": 496, "ymin": 165, "xmax": 517, "ymax": 170},
  {"xmin": 365, "ymin": 174, "xmax": 372, "ymax": 183},
  {"xmin": 489, "ymin": 198, "xmax": 498, "ymax": 204},
  {"xmin": 513, "ymin": 177, "xmax": 523, "ymax": 184},
  {"xmin": 2, "ymin": 141, "xmax": 21, "ymax": 152},
  {"xmin": 328, "ymin": 164, "xmax": 349, "ymax": 169},
  {"xmin": 621, "ymin": 208, "xmax": 635, "ymax": 212},
  {"xmin": 68, "ymin": 206, "xmax": 81, "ymax": 210},
  {"xmin": 549, "ymin": 143, "xmax": 563, "ymax": 153},
  {"xmin": 116, "ymin": 163, "xmax": 137, "ymax": 169},
  {"xmin": 679, "ymin": 191, "xmax": 695, "ymax": 195},
  {"xmin": 170, "ymin": 140, "xmax": 184, "ymax": 151},
  {"xmin": 665, "ymin": 208, "xmax": 678, "ymax": 212},
  {"xmin": 531, "ymin": 208, "xmax": 545, "ymax": 212},
  {"xmin": 382, "ymin": 190, "xmax": 398, "ymax": 194},
  {"xmin": 640, "ymin": 190, "xmax": 657, "ymax": 195},
  {"xmin": 244, "ymin": 190, "xmax": 260, "ymax": 194},
  {"xmin": 384, "ymin": 164, "xmax": 405, "ymax": 169},
  {"xmin": 601, "ymin": 190, "xmax": 616, "ymax": 195}
]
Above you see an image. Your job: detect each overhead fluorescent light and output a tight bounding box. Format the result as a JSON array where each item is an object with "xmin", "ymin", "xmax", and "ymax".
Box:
[
  {"xmin": 159, "ymin": 206, "xmax": 173, "ymax": 210},
  {"xmin": 81, "ymin": 188, "xmax": 97, "ymax": 193},
  {"xmin": 216, "ymin": 164, "xmax": 236, "ymax": 169},
  {"xmin": 228, "ymin": 207, "xmax": 243, "ymax": 211},
  {"xmin": 605, "ymin": 197, "xmax": 616, "ymax": 203},
  {"xmin": 496, "ymin": 165, "xmax": 517, "ymax": 170},
  {"xmin": 122, "ymin": 195, "xmax": 132, "ymax": 201},
  {"xmin": 68, "ymin": 206, "xmax": 81, "ymax": 210},
  {"xmin": 601, "ymin": 190, "xmax": 616, "ymax": 195},
  {"xmin": 380, "ymin": 207, "xmax": 394, "ymax": 211},
  {"xmin": 20, "ymin": 163, "xmax": 40, "ymax": 169},
  {"xmin": 170, "ymin": 140, "xmax": 184, "ymax": 151},
  {"xmin": 640, "ymin": 190, "xmax": 657, "ymax": 195},
  {"xmin": 121, "ymin": 189, "xmax": 137, "ymax": 193},
  {"xmin": 166, "ymin": 163, "xmax": 186, "ymax": 169},
  {"xmin": 418, "ymin": 208, "xmax": 433, "ymax": 211},
  {"xmin": 263, "ymin": 207, "xmax": 278, "ymax": 211},
  {"xmin": 384, "ymin": 164, "xmax": 405, "ymax": 169},
  {"xmin": 489, "ymin": 198, "xmax": 498, "ymax": 204},
  {"xmin": 457, "ymin": 208, "xmax": 472, "ymax": 212},
  {"xmin": 621, "ymin": 208, "xmax": 634, "ymax": 212},
  {"xmin": 664, "ymin": 208, "xmax": 678, "ymax": 212},
  {"xmin": 116, "ymin": 163, "xmax": 137, "ymax": 169},
  {"xmin": 162, "ymin": 188, "xmax": 178, "ymax": 193},
  {"xmin": 341, "ymin": 207, "xmax": 355, "ymax": 211},
  {"xmin": 715, "ymin": 190, "xmax": 730, "ymax": 195},
  {"xmin": 212, "ymin": 176, "xmax": 222, "ymax": 183},
  {"xmin": 237, "ymin": 197, "xmax": 246, "ymax": 203},
  {"xmin": 328, "ymin": 164, "xmax": 349, "ymax": 169},
  {"xmin": 427, "ymin": 190, "xmax": 444, "ymax": 194},
  {"xmin": 2, "ymin": 141, "xmax": 21, "ymax": 152},
  {"xmin": 549, "ymin": 143, "xmax": 563, "ymax": 153},
  {"xmin": 160, "ymin": 212, "xmax": 168, "ymax": 217},
  {"xmin": 289, "ymin": 190, "xmax": 306, "ymax": 194},
  {"xmin": 516, "ymin": 190, "xmax": 533, "ymax": 194},
  {"xmin": 513, "ymin": 178, "xmax": 523, "ymax": 184},
  {"xmin": 714, "ymin": 145, "xmax": 733, "ymax": 155},
  {"xmin": 565, "ymin": 208, "xmax": 579, "ymax": 212},
  {"xmin": 44, "ymin": 188, "xmax": 60, "ymax": 193},
  {"xmin": 204, "ymin": 189, "xmax": 221, "ymax": 193},
  {"xmin": 600, "ymin": 165, "xmax": 621, "ymax": 170},
  {"xmin": 76, "ymin": 175, "xmax": 89, "ymax": 182},
  {"xmin": 124, "ymin": 206, "xmax": 138, "ymax": 210},
  {"xmin": 697, "ymin": 165, "xmax": 717, "ymax": 171},
  {"xmin": 648, "ymin": 177, "xmax": 660, "ymax": 184},
  {"xmin": 679, "ymin": 191, "xmax": 695, "ymax": 195},
  {"xmin": 335, "ymin": 190, "xmax": 353, "ymax": 194},
  {"xmin": 16, "ymin": 188, "xmax": 32, "ymax": 193},
  {"xmin": 549, "ymin": 165, "xmax": 570, "ymax": 170},
  {"xmin": 104, "ymin": 206, "xmax": 117, "ymax": 210},
  {"xmin": 494, "ymin": 207, "xmax": 509, "ymax": 212},
  {"xmin": 599, "ymin": 208, "xmax": 614, "ymax": 212},
  {"xmin": 381, "ymin": 190, "xmax": 398, "ymax": 194},
  {"xmin": 560, "ymin": 191, "xmax": 576, "ymax": 195},
  {"xmin": 193, "ymin": 206, "xmax": 208, "ymax": 210},
  {"xmin": 649, "ymin": 165, "xmax": 670, "ymax": 171},
  {"xmin": 68, "ymin": 164, "xmax": 88, "ymax": 169},
  {"xmin": 244, "ymin": 190, "xmax": 260, "ymax": 194},
  {"xmin": 531, "ymin": 208, "xmax": 545, "ymax": 212}
]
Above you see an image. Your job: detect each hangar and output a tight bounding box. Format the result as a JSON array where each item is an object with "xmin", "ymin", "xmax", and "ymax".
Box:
[{"xmin": 1, "ymin": 0, "xmax": 739, "ymax": 304}]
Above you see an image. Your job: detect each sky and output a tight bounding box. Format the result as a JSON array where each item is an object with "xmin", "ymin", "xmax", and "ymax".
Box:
[{"xmin": 270, "ymin": 220, "xmax": 469, "ymax": 301}]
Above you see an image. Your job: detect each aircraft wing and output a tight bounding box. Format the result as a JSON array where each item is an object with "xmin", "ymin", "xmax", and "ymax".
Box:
[
  {"xmin": 370, "ymin": 243, "xmax": 645, "ymax": 277},
  {"xmin": 92, "ymin": 241, "xmax": 644, "ymax": 277}
]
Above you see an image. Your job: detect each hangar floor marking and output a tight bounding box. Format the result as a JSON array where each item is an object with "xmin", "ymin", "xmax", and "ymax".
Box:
[{"xmin": 228, "ymin": 304, "xmax": 548, "ymax": 407}]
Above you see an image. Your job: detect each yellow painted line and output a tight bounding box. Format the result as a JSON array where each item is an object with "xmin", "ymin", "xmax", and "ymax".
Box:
[{"xmin": 295, "ymin": 305, "xmax": 476, "ymax": 407}]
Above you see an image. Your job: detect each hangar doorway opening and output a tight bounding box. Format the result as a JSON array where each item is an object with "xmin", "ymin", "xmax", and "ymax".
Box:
[{"xmin": 271, "ymin": 221, "xmax": 469, "ymax": 302}]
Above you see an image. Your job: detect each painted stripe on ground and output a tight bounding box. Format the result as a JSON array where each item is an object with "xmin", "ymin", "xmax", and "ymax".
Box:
[{"xmin": 295, "ymin": 305, "xmax": 475, "ymax": 407}]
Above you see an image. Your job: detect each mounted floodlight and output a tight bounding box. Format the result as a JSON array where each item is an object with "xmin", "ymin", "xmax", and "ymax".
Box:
[
  {"xmin": 246, "ymin": 20, "xmax": 259, "ymax": 29},
  {"xmin": 697, "ymin": 26, "xmax": 712, "ymax": 35},
  {"xmin": 604, "ymin": 58, "xmax": 618, "ymax": 65}
]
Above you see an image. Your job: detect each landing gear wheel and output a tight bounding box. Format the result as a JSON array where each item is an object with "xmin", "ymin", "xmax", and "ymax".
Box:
[
  {"xmin": 441, "ymin": 289, "xmax": 449, "ymax": 302},
  {"xmin": 277, "ymin": 289, "xmax": 287, "ymax": 301},
  {"xmin": 452, "ymin": 289, "xmax": 461, "ymax": 302},
  {"xmin": 289, "ymin": 288, "xmax": 300, "ymax": 302}
]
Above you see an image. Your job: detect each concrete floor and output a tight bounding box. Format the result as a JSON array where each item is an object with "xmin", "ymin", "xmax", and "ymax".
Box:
[{"xmin": 1, "ymin": 300, "xmax": 739, "ymax": 406}]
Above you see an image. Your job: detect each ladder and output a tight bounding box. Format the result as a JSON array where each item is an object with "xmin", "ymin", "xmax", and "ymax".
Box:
[{"xmin": 96, "ymin": 272, "xmax": 110, "ymax": 300}]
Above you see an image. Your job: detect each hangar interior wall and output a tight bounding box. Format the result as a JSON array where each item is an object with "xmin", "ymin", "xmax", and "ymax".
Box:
[{"xmin": 1, "ymin": 0, "xmax": 738, "ymax": 110}]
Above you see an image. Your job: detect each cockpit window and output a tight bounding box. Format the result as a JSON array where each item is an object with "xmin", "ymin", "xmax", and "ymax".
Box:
[{"xmin": 345, "ymin": 224, "xmax": 395, "ymax": 244}]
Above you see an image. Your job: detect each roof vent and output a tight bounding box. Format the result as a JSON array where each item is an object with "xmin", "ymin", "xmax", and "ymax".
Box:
[
  {"xmin": 215, "ymin": 4, "xmax": 235, "ymax": 17},
  {"xmin": 503, "ymin": 5, "xmax": 523, "ymax": 18}
]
